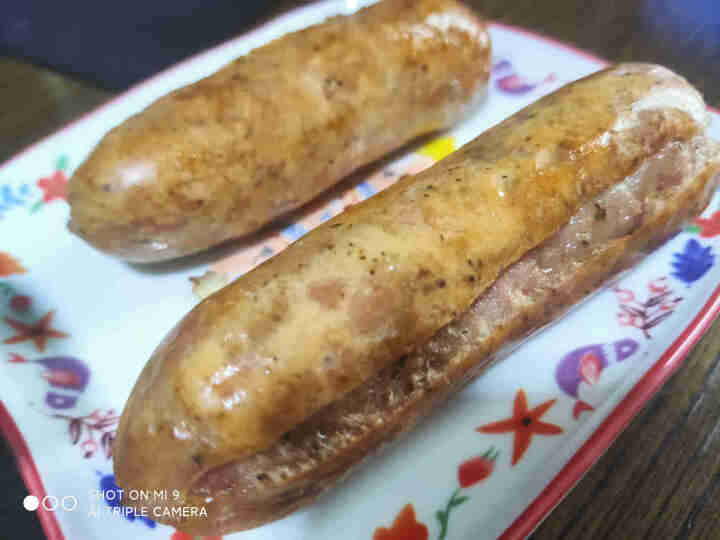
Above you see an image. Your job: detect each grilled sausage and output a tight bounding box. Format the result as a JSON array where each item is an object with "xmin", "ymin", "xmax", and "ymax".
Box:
[
  {"xmin": 114, "ymin": 64, "xmax": 718, "ymax": 534},
  {"xmin": 184, "ymin": 135, "xmax": 720, "ymax": 534},
  {"xmin": 67, "ymin": 0, "xmax": 491, "ymax": 262}
]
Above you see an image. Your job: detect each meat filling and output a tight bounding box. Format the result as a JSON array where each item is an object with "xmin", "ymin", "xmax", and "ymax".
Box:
[{"xmin": 190, "ymin": 136, "xmax": 720, "ymax": 514}]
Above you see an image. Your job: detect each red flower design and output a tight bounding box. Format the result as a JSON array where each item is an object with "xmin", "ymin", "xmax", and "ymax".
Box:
[
  {"xmin": 0, "ymin": 252, "xmax": 26, "ymax": 277},
  {"xmin": 477, "ymin": 389, "xmax": 563, "ymax": 465},
  {"xmin": 572, "ymin": 400, "xmax": 595, "ymax": 419},
  {"xmin": 10, "ymin": 295, "xmax": 31, "ymax": 312},
  {"xmin": 41, "ymin": 369, "xmax": 83, "ymax": 387},
  {"xmin": 458, "ymin": 447, "xmax": 498, "ymax": 488},
  {"xmin": 614, "ymin": 279, "xmax": 682, "ymax": 339},
  {"xmin": 695, "ymin": 211, "xmax": 720, "ymax": 238},
  {"xmin": 37, "ymin": 170, "xmax": 68, "ymax": 203},
  {"xmin": 53, "ymin": 409, "xmax": 119, "ymax": 459},
  {"xmin": 170, "ymin": 531, "xmax": 223, "ymax": 540},
  {"xmin": 579, "ymin": 352, "xmax": 602, "ymax": 385},
  {"xmin": 3, "ymin": 310, "xmax": 69, "ymax": 352},
  {"xmin": 373, "ymin": 504, "xmax": 428, "ymax": 540}
]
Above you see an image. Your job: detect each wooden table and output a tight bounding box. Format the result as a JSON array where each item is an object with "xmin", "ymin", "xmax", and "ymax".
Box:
[{"xmin": 2, "ymin": 1, "xmax": 719, "ymax": 538}]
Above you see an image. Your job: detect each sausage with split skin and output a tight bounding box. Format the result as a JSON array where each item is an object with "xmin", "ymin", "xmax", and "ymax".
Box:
[
  {"xmin": 113, "ymin": 63, "xmax": 718, "ymax": 534},
  {"xmin": 67, "ymin": 0, "xmax": 491, "ymax": 262},
  {"xmin": 184, "ymin": 135, "xmax": 720, "ymax": 535}
]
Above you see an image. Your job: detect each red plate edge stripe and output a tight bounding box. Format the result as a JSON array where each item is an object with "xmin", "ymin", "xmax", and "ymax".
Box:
[
  {"xmin": 0, "ymin": 13, "xmax": 719, "ymax": 540},
  {"xmin": 0, "ymin": 401, "xmax": 66, "ymax": 540}
]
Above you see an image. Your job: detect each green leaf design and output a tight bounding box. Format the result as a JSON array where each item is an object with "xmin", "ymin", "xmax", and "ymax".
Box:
[
  {"xmin": 29, "ymin": 200, "xmax": 44, "ymax": 213},
  {"xmin": 451, "ymin": 496, "xmax": 469, "ymax": 507},
  {"xmin": 436, "ymin": 487, "xmax": 470, "ymax": 540},
  {"xmin": 686, "ymin": 224, "xmax": 701, "ymax": 234},
  {"xmin": 436, "ymin": 508, "xmax": 449, "ymax": 540},
  {"xmin": 56, "ymin": 155, "xmax": 69, "ymax": 171},
  {"xmin": 0, "ymin": 282, "xmax": 15, "ymax": 296}
]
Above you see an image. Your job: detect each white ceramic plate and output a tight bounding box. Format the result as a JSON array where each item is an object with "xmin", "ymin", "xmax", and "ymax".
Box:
[{"xmin": 2, "ymin": 2, "xmax": 720, "ymax": 540}]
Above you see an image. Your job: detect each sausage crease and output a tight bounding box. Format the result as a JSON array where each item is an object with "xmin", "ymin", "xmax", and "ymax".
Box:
[
  {"xmin": 185, "ymin": 136, "xmax": 720, "ymax": 534},
  {"xmin": 114, "ymin": 64, "xmax": 717, "ymax": 534}
]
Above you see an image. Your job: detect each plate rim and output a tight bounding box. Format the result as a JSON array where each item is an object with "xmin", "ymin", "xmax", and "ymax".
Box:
[
  {"xmin": 2, "ymin": 9, "xmax": 720, "ymax": 540},
  {"xmin": 0, "ymin": 401, "xmax": 66, "ymax": 540}
]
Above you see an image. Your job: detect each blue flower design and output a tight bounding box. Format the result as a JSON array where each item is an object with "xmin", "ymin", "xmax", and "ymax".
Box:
[
  {"xmin": 0, "ymin": 184, "xmax": 32, "ymax": 217},
  {"xmin": 99, "ymin": 473, "xmax": 156, "ymax": 528},
  {"xmin": 671, "ymin": 238, "xmax": 715, "ymax": 285}
]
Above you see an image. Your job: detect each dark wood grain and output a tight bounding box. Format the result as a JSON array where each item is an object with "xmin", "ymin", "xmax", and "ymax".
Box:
[
  {"xmin": 0, "ymin": 58, "xmax": 109, "ymax": 161},
  {"xmin": 1, "ymin": 2, "xmax": 719, "ymax": 539},
  {"xmin": 468, "ymin": 0, "xmax": 720, "ymax": 108}
]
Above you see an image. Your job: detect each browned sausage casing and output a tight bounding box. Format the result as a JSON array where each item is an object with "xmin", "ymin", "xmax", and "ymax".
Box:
[
  {"xmin": 182, "ymin": 136, "xmax": 720, "ymax": 535},
  {"xmin": 67, "ymin": 0, "xmax": 491, "ymax": 262},
  {"xmin": 114, "ymin": 64, "xmax": 718, "ymax": 533}
]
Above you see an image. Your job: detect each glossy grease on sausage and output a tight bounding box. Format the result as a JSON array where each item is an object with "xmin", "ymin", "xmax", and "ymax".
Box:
[
  {"xmin": 68, "ymin": 0, "xmax": 491, "ymax": 262},
  {"xmin": 182, "ymin": 136, "xmax": 720, "ymax": 534}
]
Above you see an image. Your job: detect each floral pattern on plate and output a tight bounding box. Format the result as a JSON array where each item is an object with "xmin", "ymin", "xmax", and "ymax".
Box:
[{"xmin": 0, "ymin": 155, "xmax": 69, "ymax": 218}]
